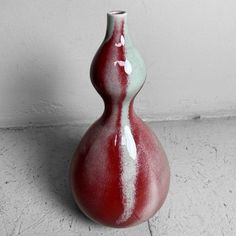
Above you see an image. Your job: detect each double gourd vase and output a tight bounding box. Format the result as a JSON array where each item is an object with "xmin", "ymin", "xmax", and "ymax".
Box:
[{"xmin": 70, "ymin": 11, "xmax": 170, "ymax": 228}]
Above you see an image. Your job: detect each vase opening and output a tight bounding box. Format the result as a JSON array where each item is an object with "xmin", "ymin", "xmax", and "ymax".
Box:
[{"xmin": 108, "ymin": 10, "xmax": 126, "ymax": 16}]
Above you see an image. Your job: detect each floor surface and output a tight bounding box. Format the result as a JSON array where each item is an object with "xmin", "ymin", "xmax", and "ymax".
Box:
[{"xmin": 0, "ymin": 118, "xmax": 236, "ymax": 235}]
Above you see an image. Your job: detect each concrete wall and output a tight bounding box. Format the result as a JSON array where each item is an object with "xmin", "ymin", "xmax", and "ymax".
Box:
[{"xmin": 1, "ymin": 0, "xmax": 236, "ymax": 128}]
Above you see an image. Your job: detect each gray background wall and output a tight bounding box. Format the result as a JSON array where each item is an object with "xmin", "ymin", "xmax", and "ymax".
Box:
[{"xmin": 1, "ymin": 0, "xmax": 236, "ymax": 128}]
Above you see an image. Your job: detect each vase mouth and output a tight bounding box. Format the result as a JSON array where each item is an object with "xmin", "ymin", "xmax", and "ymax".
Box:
[{"xmin": 108, "ymin": 10, "xmax": 127, "ymax": 16}]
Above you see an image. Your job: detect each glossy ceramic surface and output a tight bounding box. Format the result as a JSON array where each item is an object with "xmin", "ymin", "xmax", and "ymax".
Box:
[{"xmin": 70, "ymin": 11, "xmax": 170, "ymax": 228}]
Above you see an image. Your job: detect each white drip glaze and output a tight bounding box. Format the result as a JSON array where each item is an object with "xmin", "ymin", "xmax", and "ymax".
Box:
[{"xmin": 116, "ymin": 102, "xmax": 138, "ymax": 224}]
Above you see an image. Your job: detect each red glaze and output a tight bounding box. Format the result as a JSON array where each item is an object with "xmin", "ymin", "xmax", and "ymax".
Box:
[{"xmin": 70, "ymin": 11, "xmax": 170, "ymax": 228}]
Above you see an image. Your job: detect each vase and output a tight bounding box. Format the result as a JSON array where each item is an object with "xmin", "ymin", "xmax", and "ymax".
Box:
[{"xmin": 70, "ymin": 10, "xmax": 170, "ymax": 228}]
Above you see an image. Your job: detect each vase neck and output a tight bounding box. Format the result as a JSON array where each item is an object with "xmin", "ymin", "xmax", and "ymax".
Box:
[
  {"xmin": 101, "ymin": 97, "xmax": 135, "ymax": 124},
  {"xmin": 105, "ymin": 11, "xmax": 128, "ymax": 41}
]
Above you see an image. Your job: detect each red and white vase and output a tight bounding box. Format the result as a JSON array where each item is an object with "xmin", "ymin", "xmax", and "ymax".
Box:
[{"xmin": 70, "ymin": 11, "xmax": 170, "ymax": 228}]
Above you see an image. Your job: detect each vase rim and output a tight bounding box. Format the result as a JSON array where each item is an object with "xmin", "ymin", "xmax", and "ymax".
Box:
[{"xmin": 107, "ymin": 10, "xmax": 127, "ymax": 16}]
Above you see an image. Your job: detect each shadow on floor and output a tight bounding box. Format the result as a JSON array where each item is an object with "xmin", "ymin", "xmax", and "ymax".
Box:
[{"xmin": 30, "ymin": 125, "xmax": 92, "ymax": 225}]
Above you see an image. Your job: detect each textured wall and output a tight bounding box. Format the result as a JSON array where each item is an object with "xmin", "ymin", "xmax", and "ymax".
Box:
[{"xmin": 1, "ymin": 0, "xmax": 236, "ymax": 128}]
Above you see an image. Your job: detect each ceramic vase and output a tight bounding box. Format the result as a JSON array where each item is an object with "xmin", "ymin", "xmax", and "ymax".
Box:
[{"xmin": 70, "ymin": 10, "xmax": 170, "ymax": 228}]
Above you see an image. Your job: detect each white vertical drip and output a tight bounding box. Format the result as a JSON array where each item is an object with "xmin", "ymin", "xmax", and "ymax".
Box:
[
  {"xmin": 110, "ymin": 14, "xmax": 140, "ymax": 224},
  {"xmin": 116, "ymin": 101, "xmax": 138, "ymax": 224}
]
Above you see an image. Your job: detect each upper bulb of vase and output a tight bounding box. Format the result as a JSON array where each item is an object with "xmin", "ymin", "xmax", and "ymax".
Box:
[{"xmin": 90, "ymin": 10, "xmax": 146, "ymax": 106}]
